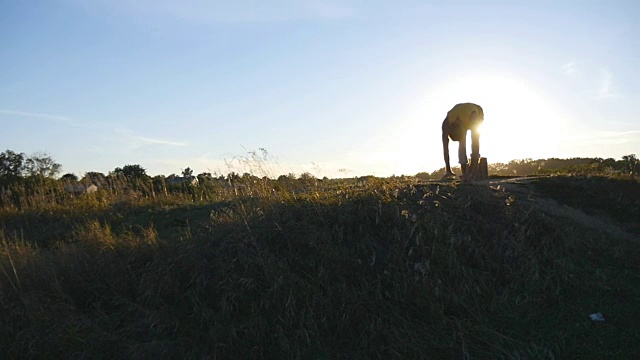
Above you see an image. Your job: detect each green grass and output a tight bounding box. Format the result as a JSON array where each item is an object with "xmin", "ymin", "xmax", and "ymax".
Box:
[{"xmin": 1, "ymin": 175, "xmax": 639, "ymax": 358}]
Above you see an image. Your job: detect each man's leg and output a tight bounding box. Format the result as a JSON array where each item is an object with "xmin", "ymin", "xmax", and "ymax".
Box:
[{"xmin": 458, "ymin": 141, "xmax": 468, "ymax": 176}]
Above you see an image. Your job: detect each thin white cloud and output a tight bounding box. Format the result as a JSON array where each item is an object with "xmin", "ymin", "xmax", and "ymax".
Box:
[
  {"xmin": 561, "ymin": 128, "xmax": 640, "ymax": 159},
  {"xmin": 596, "ymin": 68, "xmax": 617, "ymax": 99},
  {"xmin": 0, "ymin": 109, "xmax": 73, "ymax": 122},
  {"xmin": 116, "ymin": 128, "xmax": 188, "ymax": 148},
  {"xmin": 562, "ymin": 61, "xmax": 576, "ymax": 75},
  {"xmin": 596, "ymin": 130, "xmax": 640, "ymax": 137},
  {"xmin": 132, "ymin": 136, "xmax": 188, "ymax": 147},
  {"xmin": 567, "ymin": 130, "xmax": 639, "ymax": 145},
  {"xmin": 599, "ymin": 130, "xmax": 639, "ymax": 145}
]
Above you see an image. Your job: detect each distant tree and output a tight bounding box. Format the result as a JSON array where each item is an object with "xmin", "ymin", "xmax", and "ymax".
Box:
[
  {"xmin": 82, "ymin": 171, "xmax": 107, "ymax": 185},
  {"xmin": 299, "ymin": 172, "xmax": 315, "ymax": 181},
  {"xmin": 151, "ymin": 175, "xmax": 167, "ymax": 193},
  {"xmin": 621, "ymin": 154, "xmax": 638, "ymax": 177},
  {"xmin": 295, "ymin": 172, "xmax": 314, "ymax": 186},
  {"xmin": 595, "ymin": 157, "xmax": 618, "ymax": 174},
  {"xmin": 602, "ymin": 158, "xmax": 617, "ymax": 168},
  {"xmin": 430, "ymin": 166, "xmax": 462, "ymax": 178},
  {"xmin": 197, "ymin": 172, "xmax": 212, "ymax": 183},
  {"xmin": 275, "ymin": 173, "xmax": 296, "ymax": 183},
  {"xmin": 23, "ymin": 152, "xmax": 62, "ymax": 178},
  {"xmin": 182, "ymin": 167, "xmax": 194, "ymax": 178},
  {"xmin": 0, "ymin": 150, "xmax": 25, "ymax": 182},
  {"xmin": 113, "ymin": 164, "xmax": 148, "ymax": 180},
  {"xmin": 226, "ymin": 172, "xmax": 241, "ymax": 182},
  {"xmin": 60, "ymin": 173, "xmax": 79, "ymax": 181},
  {"xmin": 414, "ymin": 172, "xmax": 434, "ymax": 180},
  {"xmin": 506, "ymin": 158, "xmax": 536, "ymax": 176}
]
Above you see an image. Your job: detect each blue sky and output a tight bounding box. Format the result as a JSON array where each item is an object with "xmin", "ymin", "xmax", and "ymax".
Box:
[{"xmin": 1, "ymin": 1, "xmax": 638, "ymax": 178}]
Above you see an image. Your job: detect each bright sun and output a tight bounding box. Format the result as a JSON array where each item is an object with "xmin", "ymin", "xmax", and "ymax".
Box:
[
  {"xmin": 359, "ymin": 71, "xmax": 572, "ymax": 176},
  {"xmin": 464, "ymin": 74, "xmax": 565, "ymax": 163},
  {"xmin": 417, "ymin": 72, "xmax": 570, "ymax": 170}
]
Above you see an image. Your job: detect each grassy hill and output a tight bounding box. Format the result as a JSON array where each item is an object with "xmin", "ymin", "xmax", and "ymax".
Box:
[{"xmin": 1, "ymin": 175, "xmax": 639, "ymax": 358}]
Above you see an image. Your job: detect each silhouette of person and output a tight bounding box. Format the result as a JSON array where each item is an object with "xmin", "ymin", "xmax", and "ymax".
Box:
[{"xmin": 441, "ymin": 103, "xmax": 484, "ymax": 181}]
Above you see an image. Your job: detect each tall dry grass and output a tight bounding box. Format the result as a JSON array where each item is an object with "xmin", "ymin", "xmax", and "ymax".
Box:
[{"xmin": 0, "ymin": 171, "xmax": 639, "ymax": 358}]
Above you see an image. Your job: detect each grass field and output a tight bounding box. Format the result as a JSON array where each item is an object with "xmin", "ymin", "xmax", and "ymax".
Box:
[{"xmin": 1, "ymin": 174, "xmax": 639, "ymax": 359}]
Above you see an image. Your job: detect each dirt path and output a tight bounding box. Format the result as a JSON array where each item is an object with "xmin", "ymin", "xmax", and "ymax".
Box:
[{"xmin": 483, "ymin": 177, "xmax": 638, "ymax": 242}]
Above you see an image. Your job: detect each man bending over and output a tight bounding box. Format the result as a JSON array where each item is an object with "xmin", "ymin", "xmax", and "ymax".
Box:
[{"xmin": 441, "ymin": 102, "xmax": 484, "ymax": 181}]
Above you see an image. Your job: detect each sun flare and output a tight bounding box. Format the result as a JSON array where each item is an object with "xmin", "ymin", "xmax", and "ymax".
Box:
[
  {"xmin": 346, "ymin": 71, "xmax": 573, "ymax": 177},
  {"xmin": 396, "ymin": 71, "xmax": 572, "ymax": 173},
  {"xmin": 465, "ymin": 75, "xmax": 566, "ymax": 163}
]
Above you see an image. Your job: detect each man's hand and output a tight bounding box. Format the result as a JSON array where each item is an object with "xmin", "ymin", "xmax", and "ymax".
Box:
[{"xmin": 459, "ymin": 155, "xmax": 480, "ymax": 182}]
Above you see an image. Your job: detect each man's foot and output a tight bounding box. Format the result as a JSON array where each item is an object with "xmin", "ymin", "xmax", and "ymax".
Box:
[{"xmin": 442, "ymin": 171, "xmax": 456, "ymax": 180}]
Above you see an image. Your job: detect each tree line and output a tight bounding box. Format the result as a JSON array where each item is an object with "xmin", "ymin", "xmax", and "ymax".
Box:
[
  {"xmin": 416, "ymin": 155, "xmax": 639, "ymax": 179},
  {"xmin": 0, "ymin": 149, "xmax": 325, "ymax": 198},
  {"xmin": 1, "ymin": 149, "xmax": 638, "ymax": 190}
]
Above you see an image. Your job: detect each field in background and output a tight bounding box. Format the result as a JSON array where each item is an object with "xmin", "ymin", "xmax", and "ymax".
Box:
[{"xmin": 1, "ymin": 172, "xmax": 639, "ymax": 358}]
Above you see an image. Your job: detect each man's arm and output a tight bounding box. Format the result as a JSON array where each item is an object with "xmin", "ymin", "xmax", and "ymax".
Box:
[
  {"xmin": 465, "ymin": 128, "xmax": 480, "ymax": 180},
  {"xmin": 471, "ymin": 128, "xmax": 480, "ymax": 161},
  {"xmin": 442, "ymin": 120, "xmax": 453, "ymax": 175}
]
